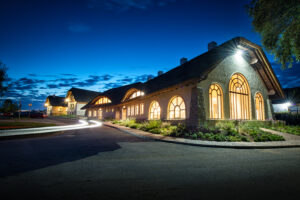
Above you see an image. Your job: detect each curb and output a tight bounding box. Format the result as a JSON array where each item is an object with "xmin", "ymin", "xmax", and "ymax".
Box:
[{"xmin": 104, "ymin": 122, "xmax": 300, "ymax": 149}]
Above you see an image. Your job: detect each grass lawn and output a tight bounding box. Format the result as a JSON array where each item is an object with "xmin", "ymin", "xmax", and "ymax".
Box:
[
  {"xmin": 0, "ymin": 122, "xmax": 57, "ymax": 130},
  {"xmin": 111, "ymin": 120, "xmax": 285, "ymax": 142}
]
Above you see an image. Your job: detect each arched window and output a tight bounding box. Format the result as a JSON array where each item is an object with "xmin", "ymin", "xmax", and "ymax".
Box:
[
  {"xmin": 129, "ymin": 90, "xmax": 144, "ymax": 99},
  {"xmin": 149, "ymin": 101, "xmax": 161, "ymax": 120},
  {"xmin": 229, "ymin": 73, "xmax": 251, "ymax": 120},
  {"xmin": 255, "ymin": 92, "xmax": 265, "ymax": 120},
  {"xmin": 168, "ymin": 96, "xmax": 186, "ymax": 120},
  {"xmin": 209, "ymin": 84, "xmax": 223, "ymax": 119},
  {"xmin": 95, "ymin": 97, "xmax": 111, "ymax": 105}
]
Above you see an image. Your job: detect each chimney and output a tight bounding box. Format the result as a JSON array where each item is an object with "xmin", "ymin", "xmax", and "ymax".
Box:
[
  {"xmin": 157, "ymin": 71, "xmax": 163, "ymax": 76},
  {"xmin": 208, "ymin": 41, "xmax": 217, "ymax": 51},
  {"xmin": 180, "ymin": 57, "xmax": 188, "ymax": 65},
  {"xmin": 147, "ymin": 76, "xmax": 152, "ymax": 81}
]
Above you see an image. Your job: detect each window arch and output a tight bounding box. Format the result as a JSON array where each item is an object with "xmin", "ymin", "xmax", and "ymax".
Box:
[
  {"xmin": 229, "ymin": 73, "xmax": 251, "ymax": 120},
  {"xmin": 168, "ymin": 96, "xmax": 186, "ymax": 120},
  {"xmin": 209, "ymin": 83, "xmax": 223, "ymax": 119},
  {"xmin": 95, "ymin": 97, "xmax": 111, "ymax": 105},
  {"xmin": 149, "ymin": 101, "xmax": 161, "ymax": 120},
  {"xmin": 255, "ymin": 92, "xmax": 265, "ymax": 120},
  {"xmin": 129, "ymin": 90, "xmax": 144, "ymax": 99}
]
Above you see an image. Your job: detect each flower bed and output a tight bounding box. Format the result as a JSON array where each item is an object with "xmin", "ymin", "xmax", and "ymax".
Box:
[{"xmin": 111, "ymin": 120, "xmax": 285, "ymax": 142}]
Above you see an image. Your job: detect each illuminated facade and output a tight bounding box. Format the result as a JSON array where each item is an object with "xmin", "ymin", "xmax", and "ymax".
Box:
[
  {"xmin": 44, "ymin": 95, "xmax": 67, "ymax": 116},
  {"xmin": 65, "ymin": 88, "xmax": 100, "ymax": 116},
  {"xmin": 83, "ymin": 37, "xmax": 284, "ymax": 126}
]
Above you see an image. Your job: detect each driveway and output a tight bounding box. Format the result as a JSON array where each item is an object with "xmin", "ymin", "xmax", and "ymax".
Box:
[{"xmin": 0, "ymin": 125, "xmax": 300, "ymax": 200}]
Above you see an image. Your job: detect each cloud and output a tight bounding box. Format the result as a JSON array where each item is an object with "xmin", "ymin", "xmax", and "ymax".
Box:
[
  {"xmin": 3, "ymin": 72, "xmax": 157, "ymax": 110},
  {"xmin": 68, "ymin": 23, "xmax": 91, "ymax": 33},
  {"xmin": 134, "ymin": 74, "xmax": 154, "ymax": 82},
  {"xmin": 88, "ymin": 0, "xmax": 176, "ymax": 11},
  {"xmin": 47, "ymin": 84, "xmax": 59, "ymax": 89},
  {"xmin": 103, "ymin": 82, "xmax": 124, "ymax": 90},
  {"xmin": 61, "ymin": 73, "xmax": 77, "ymax": 76}
]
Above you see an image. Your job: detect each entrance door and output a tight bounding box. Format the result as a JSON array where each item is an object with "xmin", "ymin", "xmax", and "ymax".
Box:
[
  {"xmin": 115, "ymin": 111, "xmax": 120, "ymax": 120},
  {"xmin": 122, "ymin": 108, "xmax": 126, "ymax": 120}
]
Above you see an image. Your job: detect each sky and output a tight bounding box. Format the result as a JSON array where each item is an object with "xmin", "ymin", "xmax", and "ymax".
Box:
[{"xmin": 0, "ymin": 0, "xmax": 299, "ymax": 110}]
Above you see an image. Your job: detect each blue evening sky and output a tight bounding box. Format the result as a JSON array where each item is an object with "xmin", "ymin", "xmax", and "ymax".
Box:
[{"xmin": 0, "ymin": 0, "xmax": 299, "ymax": 110}]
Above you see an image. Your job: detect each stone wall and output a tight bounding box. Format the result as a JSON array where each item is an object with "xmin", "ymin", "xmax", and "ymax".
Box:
[{"xmin": 197, "ymin": 54, "xmax": 272, "ymax": 124}]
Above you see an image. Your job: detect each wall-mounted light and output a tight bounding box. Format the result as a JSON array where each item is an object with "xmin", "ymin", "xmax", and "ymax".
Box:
[
  {"xmin": 235, "ymin": 49, "xmax": 243, "ymax": 57},
  {"xmin": 65, "ymin": 98, "xmax": 70, "ymax": 102},
  {"xmin": 44, "ymin": 103, "xmax": 48, "ymax": 106}
]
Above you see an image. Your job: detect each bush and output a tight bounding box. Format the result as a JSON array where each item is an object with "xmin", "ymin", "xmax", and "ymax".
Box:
[
  {"xmin": 191, "ymin": 133, "xmax": 197, "ymax": 140},
  {"xmin": 216, "ymin": 121, "xmax": 237, "ymax": 135}
]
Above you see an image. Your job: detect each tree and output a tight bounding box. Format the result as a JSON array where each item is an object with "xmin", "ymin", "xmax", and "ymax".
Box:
[
  {"xmin": 247, "ymin": 0, "xmax": 300, "ymax": 69},
  {"xmin": 0, "ymin": 61, "xmax": 8, "ymax": 96},
  {"xmin": 0, "ymin": 99, "xmax": 18, "ymax": 113}
]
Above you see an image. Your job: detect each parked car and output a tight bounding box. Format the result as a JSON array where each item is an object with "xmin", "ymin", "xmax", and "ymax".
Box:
[
  {"xmin": 0, "ymin": 112, "xmax": 14, "ymax": 119},
  {"xmin": 30, "ymin": 112, "xmax": 47, "ymax": 118}
]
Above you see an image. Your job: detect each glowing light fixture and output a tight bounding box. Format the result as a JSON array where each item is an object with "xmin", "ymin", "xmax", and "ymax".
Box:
[
  {"xmin": 235, "ymin": 49, "xmax": 243, "ymax": 57},
  {"xmin": 65, "ymin": 98, "xmax": 70, "ymax": 102},
  {"xmin": 284, "ymin": 102, "xmax": 291, "ymax": 107},
  {"xmin": 44, "ymin": 103, "xmax": 48, "ymax": 106}
]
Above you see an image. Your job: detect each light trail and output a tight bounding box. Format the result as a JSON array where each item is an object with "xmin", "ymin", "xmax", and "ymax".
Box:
[{"xmin": 0, "ymin": 120, "xmax": 102, "ymax": 137}]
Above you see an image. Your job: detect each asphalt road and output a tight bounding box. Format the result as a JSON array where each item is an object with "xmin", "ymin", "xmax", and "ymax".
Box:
[{"xmin": 0, "ymin": 125, "xmax": 300, "ymax": 200}]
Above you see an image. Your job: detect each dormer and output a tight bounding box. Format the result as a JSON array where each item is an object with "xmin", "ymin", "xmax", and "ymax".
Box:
[{"xmin": 122, "ymin": 88, "xmax": 145, "ymax": 102}]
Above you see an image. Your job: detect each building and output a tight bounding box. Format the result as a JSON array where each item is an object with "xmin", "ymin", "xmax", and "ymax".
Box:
[
  {"xmin": 65, "ymin": 88, "xmax": 100, "ymax": 116},
  {"xmin": 82, "ymin": 37, "xmax": 284, "ymax": 127},
  {"xmin": 272, "ymin": 87, "xmax": 300, "ymax": 114},
  {"xmin": 44, "ymin": 95, "xmax": 67, "ymax": 116}
]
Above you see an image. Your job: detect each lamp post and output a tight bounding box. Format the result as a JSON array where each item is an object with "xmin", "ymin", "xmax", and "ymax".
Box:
[
  {"xmin": 18, "ymin": 100, "xmax": 21, "ymax": 119},
  {"xmin": 28, "ymin": 103, "xmax": 32, "ymax": 118}
]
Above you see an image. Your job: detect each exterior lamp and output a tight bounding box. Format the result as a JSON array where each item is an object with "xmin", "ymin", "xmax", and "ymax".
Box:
[
  {"xmin": 235, "ymin": 49, "xmax": 243, "ymax": 57},
  {"xmin": 44, "ymin": 103, "xmax": 48, "ymax": 106},
  {"xmin": 284, "ymin": 102, "xmax": 291, "ymax": 108},
  {"xmin": 65, "ymin": 98, "xmax": 70, "ymax": 102},
  {"xmin": 234, "ymin": 49, "xmax": 244, "ymax": 63}
]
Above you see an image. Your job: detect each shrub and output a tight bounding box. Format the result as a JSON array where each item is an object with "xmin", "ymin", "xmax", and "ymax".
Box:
[
  {"xmin": 149, "ymin": 128, "xmax": 162, "ymax": 134},
  {"xmin": 191, "ymin": 133, "xmax": 197, "ymax": 140}
]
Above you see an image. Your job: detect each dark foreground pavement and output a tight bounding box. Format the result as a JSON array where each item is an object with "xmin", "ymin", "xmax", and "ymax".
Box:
[{"xmin": 0, "ymin": 125, "xmax": 300, "ymax": 200}]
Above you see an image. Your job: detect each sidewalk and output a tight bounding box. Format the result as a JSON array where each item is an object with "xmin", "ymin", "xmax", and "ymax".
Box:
[{"xmin": 104, "ymin": 122, "xmax": 300, "ymax": 149}]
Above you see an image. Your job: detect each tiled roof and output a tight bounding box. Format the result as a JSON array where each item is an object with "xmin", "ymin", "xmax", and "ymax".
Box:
[
  {"xmin": 47, "ymin": 96, "xmax": 67, "ymax": 107},
  {"xmin": 68, "ymin": 88, "xmax": 101, "ymax": 103}
]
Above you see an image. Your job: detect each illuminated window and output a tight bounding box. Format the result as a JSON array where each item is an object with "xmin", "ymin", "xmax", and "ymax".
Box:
[
  {"xmin": 98, "ymin": 108, "xmax": 102, "ymax": 119},
  {"xmin": 95, "ymin": 97, "xmax": 111, "ymax": 105},
  {"xmin": 168, "ymin": 96, "xmax": 186, "ymax": 119},
  {"xmin": 149, "ymin": 101, "xmax": 161, "ymax": 120},
  {"xmin": 229, "ymin": 73, "xmax": 251, "ymax": 120},
  {"xmin": 135, "ymin": 104, "xmax": 139, "ymax": 115},
  {"xmin": 88, "ymin": 110, "xmax": 92, "ymax": 117},
  {"xmin": 209, "ymin": 84, "xmax": 223, "ymax": 119},
  {"xmin": 255, "ymin": 92, "xmax": 265, "ymax": 120},
  {"xmin": 129, "ymin": 91, "xmax": 144, "ymax": 99},
  {"xmin": 93, "ymin": 110, "xmax": 97, "ymax": 117},
  {"xmin": 140, "ymin": 103, "xmax": 144, "ymax": 114},
  {"xmin": 112, "ymin": 108, "xmax": 114, "ymax": 112},
  {"xmin": 131, "ymin": 105, "xmax": 134, "ymax": 116},
  {"xmin": 127, "ymin": 107, "xmax": 130, "ymax": 116}
]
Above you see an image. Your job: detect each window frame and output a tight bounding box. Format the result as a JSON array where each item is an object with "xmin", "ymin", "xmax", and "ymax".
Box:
[{"xmin": 167, "ymin": 96, "xmax": 186, "ymax": 120}]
